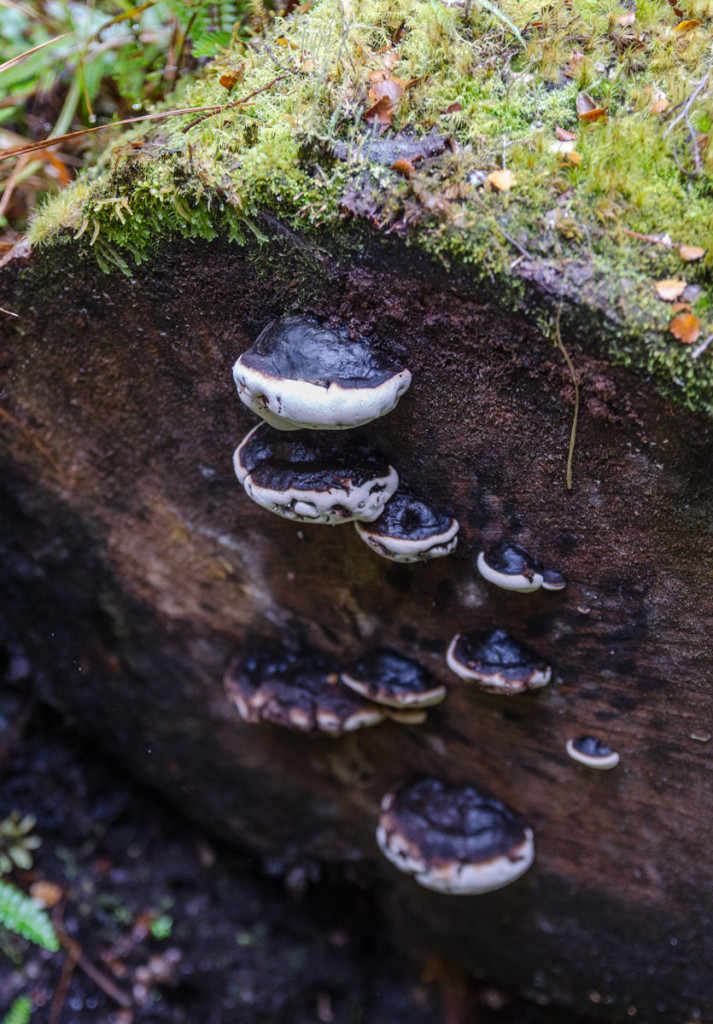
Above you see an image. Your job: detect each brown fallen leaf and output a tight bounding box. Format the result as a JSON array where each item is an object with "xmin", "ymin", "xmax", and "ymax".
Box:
[
  {"xmin": 219, "ymin": 73, "xmax": 239, "ymax": 91},
  {"xmin": 575, "ymin": 92, "xmax": 598, "ymax": 115},
  {"xmin": 655, "ymin": 278, "xmax": 687, "ymax": 301},
  {"xmin": 670, "ymin": 313, "xmax": 700, "ymax": 344},
  {"xmin": 392, "ymin": 158, "xmax": 415, "ymax": 178},
  {"xmin": 563, "ymin": 51, "xmax": 585, "ymax": 79},
  {"xmin": 485, "ymin": 169, "xmax": 515, "ymax": 191},
  {"xmin": 29, "ymin": 880, "xmax": 63, "ymax": 908},
  {"xmin": 651, "ymin": 96, "xmax": 670, "ymax": 114},
  {"xmin": 566, "ymin": 150, "xmax": 582, "ymax": 165},
  {"xmin": 365, "ymin": 95, "xmax": 395, "ymax": 129},
  {"xmin": 680, "ymin": 245, "xmax": 706, "ymax": 261},
  {"xmin": 616, "ymin": 10, "xmax": 636, "ymax": 25},
  {"xmin": 579, "ymin": 107, "xmax": 608, "ymax": 123},
  {"xmin": 556, "ymin": 125, "xmax": 577, "ymax": 141},
  {"xmin": 671, "ymin": 301, "xmax": 692, "ymax": 313},
  {"xmin": 675, "ymin": 19, "xmax": 701, "ymax": 31},
  {"xmin": 444, "ymin": 102, "xmax": 462, "ymax": 113}
]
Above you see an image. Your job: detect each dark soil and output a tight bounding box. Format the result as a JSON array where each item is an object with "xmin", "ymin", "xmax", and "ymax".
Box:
[{"xmin": 0, "ymin": 687, "xmax": 593, "ymax": 1024}]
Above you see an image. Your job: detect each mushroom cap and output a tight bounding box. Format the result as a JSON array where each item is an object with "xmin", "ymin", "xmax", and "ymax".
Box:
[
  {"xmin": 477, "ymin": 542, "xmax": 544, "ymax": 592},
  {"xmin": 341, "ymin": 648, "xmax": 446, "ymax": 709},
  {"xmin": 354, "ymin": 492, "xmax": 459, "ymax": 562},
  {"xmin": 376, "ymin": 777, "xmax": 534, "ymax": 894},
  {"xmin": 234, "ymin": 422, "xmax": 399, "ymax": 524},
  {"xmin": 446, "ymin": 629, "xmax": 551, "ymax": 694},
  {"xmin": 224, "ymin": 648, "xmax": 386, "ymax": 735},
  {"xmin": 233, "ymin": 316, "xmax": 412, "ymax": 430},
  {"xmin": 566, "ymin": 735, "xmax": 620, "ymax": 770}
]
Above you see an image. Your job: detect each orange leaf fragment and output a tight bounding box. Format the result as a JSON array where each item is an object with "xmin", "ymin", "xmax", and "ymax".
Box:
[
  {"xmin": 556, "ymin": 125, "xmax": 577, "ymax": 141},
  {"xmin": 445, "ymin": 102, "xmax": 462, "ymax": 113},
  {"xmin": 670, "ymin": 313, "xmax": 700, "ymax": 344},
  {"xmin": 616, "ymin": 10, "xmax": 636, "ymax": 24},
  {"xmin": 675, "ymin": 19, "xmax": 701, "ymax": 31},
  {"xmin": 578, "ymin": 107, "xmax": 608, "ymax": 123},
  {"xmin": 219, "ymin": 73, "xmax": 239, "ymax": 90},
  {"xmin": 651, "ymin": 96, "xmax": 670, "ymax": 114},
  {"xmin": 365, "ymin": 95, "xmax": 395, "ymax": 129},
  {"xmin": 485, "ymin": 169, "xmax": 515, "ymax": 191},
  {"xmin": 566, "ymin": 150, "xmax": 582, "ymax": 165},
  {"xmin": 680, "ymin": 245, "xmax": 706, "ymax": 261},
  {"xmin": 392, "ymin": 158, "xmax": 415, "ymax": 178},
  {"xmin": 671, "ymin": 301, "xmax": 692, "ymax": 313},
  {"xmin": 29, "ymin": 881, "xmax": 63, "ymax": 908},
  {"xmin": 655, "ymin": 278, "xmax": 687, "ymax": 301}
]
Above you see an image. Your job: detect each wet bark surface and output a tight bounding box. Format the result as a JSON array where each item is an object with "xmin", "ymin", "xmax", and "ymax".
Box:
[{"xmin": 1, "ymin": 228, "xmax": 713, "ymax": 1022}]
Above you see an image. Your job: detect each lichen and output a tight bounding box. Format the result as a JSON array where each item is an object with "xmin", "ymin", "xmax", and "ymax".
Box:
[{"xmin": 25, "ymin": 0, "xmax": 713, "ymax": 414}]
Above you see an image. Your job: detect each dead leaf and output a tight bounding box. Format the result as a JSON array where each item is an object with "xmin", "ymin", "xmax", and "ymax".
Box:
[
  {"xmin": 578, "ymin": 107, "xmax": 608, "ymax": 123},
  {"xmin": 576, "ymin": 92, "xmax": 598, "ymax": 115},
  {"xmin": 365, "ymin": 95, "xmax": 395, "ymax": 129},
  {"xmin": 556, "ymin": 125, "xmax": 577, "ymax": 141},
  {"xmin": 670, "ymin": 313, "xmax": 701, "ymax": 344},
  {"xmin": 485, "ymin": 169, "xmax": 514, "ymax": 191},
  {"xmin": 655, "ymin": 278, "xmax": 687, "ymax": 301},
  {"xmin": 563, "ymin": 51, "xmax": 585, "ymax": 79},
  {"xmin": 382, "ymin": 49, "xmax": 399, "ymax": 71},
  {"xmin": 29, "ymin": 881, "xmax": 63, "ymax": 908},
  {"xmin": 651, "ymin": 95, "xmax": 670, "ymax": 114},
  {"xmin": 445, "ymin": 102, "xmax": 462, "ymax": 113},
  {"xmin": 671, "ymin": 301, "xmax": 692, "ymax": 313},
  {"xmin": 365, "ymin": 74, "xmax": 417, "ymax": 131},
  {"xmin": 392, "ymin": 158, "xmax": 415, "ymax": 178},
  {"xmin": 566, "ymin": 151, "xmax": 582, "ymax": 165},
  {"xmin": 616, "ymin": 10, "xmax": 636, "ymax": 25},
  {"xmin": 219, "ymin": 73, "xmax": 239, "ymax": 90},
  {"xmin": 675, "ymin": 19, "xmax": 701, "ymax": 31},
  {"xmin": 680, "ymin": 245, "xmax": 706, "ymax": 261}
]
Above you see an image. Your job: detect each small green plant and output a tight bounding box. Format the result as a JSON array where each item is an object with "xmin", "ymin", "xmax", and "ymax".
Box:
[
  {"xmin": 1, "ymin": 997, "xmax": 31, "ymax": 1024},
  {"xmin": 0, "ymin": 879, "xmax": 59, "ymax": 952},
  {"xmin": 0, "ymin": 813, "xmax": 41, "ymax": 874}
]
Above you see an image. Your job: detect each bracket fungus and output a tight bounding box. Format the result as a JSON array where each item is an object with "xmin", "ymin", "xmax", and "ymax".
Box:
[
  {"xmin": 446, "ymin": 629, "xmax": 551, "ymax": 694},
  {"xmin": 224, "ymin": 648, "xmax": 387, "ymax": 736},
  {"xmin": 341, "ymin": 649, "xmax": 446, "ymax": 709},
  {"xmin": 566, "ymin": 735, "xmax": 620, "ymax": 770},
  {"xmin": 234, "ymin": 422, "xmax": 399, "ymax": 524},
  {"xmin": 354, "ymin": 491, "xmax": 459, "ymax": 562},
  {"xmin": 376, "ymin": 777, "xmax": 535, "ymax": 894},
  {"xmin": 477, "ymin": 542, "xmax": 566, "ymax": 593},
  {"xmin": 233, "ymin": 316, "xmax": 412, "ymax": 430}
]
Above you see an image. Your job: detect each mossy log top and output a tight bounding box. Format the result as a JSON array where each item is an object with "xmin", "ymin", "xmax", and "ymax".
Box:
[{"xmin": 22, "ymin": 0, "xmax": 713, "ymax": 414}]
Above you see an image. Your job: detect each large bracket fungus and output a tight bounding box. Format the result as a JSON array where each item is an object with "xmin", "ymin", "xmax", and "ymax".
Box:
[
  {"xmin": 233, "ymin": 422, "xmax": 399, "ymax": 524},
  {"xmin": 446, "ymin": 629, "xmax": 551, "ymax": 694},
  {"xmin": 341, "ymin": 648, "xmax": 446, "ymax": 709},
  {"xmin": 224, "ymin": 648, "xmax": 388, "ymax": 736},
  {"xmin": 477, "ymin": 542, "xmax": 566, "ymax": 593},
  {"xmin": 376, "ymin": 777, "xmax": 535, "ymax": 894},
  {"xmin": 354, "ymin": 491, "xmax": 459, "ymax": 562},
  {"xmin": 233, "ymin": 316, "xmax": 412, "ymax": 431}
]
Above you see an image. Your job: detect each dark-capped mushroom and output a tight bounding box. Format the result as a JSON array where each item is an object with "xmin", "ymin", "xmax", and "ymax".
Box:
[
  {"xmin": 234, "ymin": 422, "xmax": 398, "ymax": 524},
  {"xmin": 376, "ymin": 777, "xmax": 534, "ymax": 894},
  {"xmin": 477, "ymin": 542, "xmax": 566, "ymax": 593},
  {"xmin": 566, "ymin": 736, "xmax": 620, "ymax": 770},
  {"xmin": 233, "ymin": 316, "xmax": 411, "ymax": 430},
  {"xmin": 446, "ymin": 629, "xmax": 551, "ymax": 694},
  {"xmin": 341, "ymin": 649, "xmax": 446, "ymax": 709},
  {"xmin": 354, "ymin": 491, "xmax": 459, "ymax": 562},
  {"xmin": 224, "ymin": 648, "xmax": 386, "ymax": 736}
]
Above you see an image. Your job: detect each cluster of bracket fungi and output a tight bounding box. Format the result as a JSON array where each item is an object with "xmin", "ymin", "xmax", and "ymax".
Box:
[{"xmin": 226, "ymin": 316, "xmax": 619, "ymax": 895}]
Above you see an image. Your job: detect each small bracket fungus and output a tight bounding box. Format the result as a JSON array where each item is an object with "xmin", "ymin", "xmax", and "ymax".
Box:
[
  {"xmin": 566, "ymin": 736, "xmax": 620, "ymax": 770},
  {"xmin": 234, "ymin": 422, "xmax": 399, "ymax": 524},
  {"xmin": 341, "ymin": 649, "xmax": 446, "ymax": 709},
  {"xmin": 376, "ymin": 777, "xmax": 534, "ymax": 894},
  {"xmin": 354, "ymin": 492, "xmax": 459, "ymax": 562},
  {"xmin": 446, "ymin": 629, "xmax": 551, "ymax": 694},
  {"xmin": 477, "ymin": 542, "xmax": 566, "ymax": 593},
  {"xmin": 233, "ymin": 316, "xmax": 412, "ymax": 430},
  {"xmin": 224, "ymin": 648, "xmax": 386, "ymax": 736}
]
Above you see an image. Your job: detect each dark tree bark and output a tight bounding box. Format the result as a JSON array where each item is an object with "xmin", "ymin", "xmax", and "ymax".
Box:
[{"xmin": 1, "ymin": 230, "xmax": 712, "ymax": 1022}]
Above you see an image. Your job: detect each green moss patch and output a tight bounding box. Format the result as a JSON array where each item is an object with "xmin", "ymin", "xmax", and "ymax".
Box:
[{"xmin": 27, "ymin": 0, "xmax": 713, "ymax": 413}]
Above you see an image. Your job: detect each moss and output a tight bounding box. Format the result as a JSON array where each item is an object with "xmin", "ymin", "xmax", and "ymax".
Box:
[{"xmin": 25, "ymin": 0, "xmax": 713, "ymax": 414}]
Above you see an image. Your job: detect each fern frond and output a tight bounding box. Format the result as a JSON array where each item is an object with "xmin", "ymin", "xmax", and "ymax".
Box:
[
  {"xmin": 2, "ymin": 997, "xmax": 32, "ymax": 1024},
  {"xmin": 0, "ymin": 880, "xmax": 59, "ymax": 952}
]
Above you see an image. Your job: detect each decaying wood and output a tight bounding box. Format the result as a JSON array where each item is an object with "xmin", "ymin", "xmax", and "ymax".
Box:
[{"xmin": 1, "ymin": 229, "xmax": 712, "ymax": 1022}]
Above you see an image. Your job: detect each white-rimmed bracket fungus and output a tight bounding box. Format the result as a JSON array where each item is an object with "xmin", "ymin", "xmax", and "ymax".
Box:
[
  {"xmin": 446, "ymin": 629, "xmax": 551, "ymax": 694},
  {"xmin": 376, "ymin": 777, "xmax": 535, "ymax": 894},
  {"xmin": 224, "ymin": 648, "xmax": 386, "ymax": 736},
  {"xmin": 233, "ymin": 316, "xmax": 412, "ymax": 430},
  {"xmin": 566, "ymin": 736, "xmax": 620, "ymax": 770},
  {"xmin": 354, "ymin": 491, "xmax": 459, "ymax": 563},
  {"xmin": 477, "ymin": 541, "xmax": 566, "ymax": 593},
  {"xmin": 341, "ymin": 649, "xmax": 446, "ymax": 709},
  {"xmin": 234, "ymin": 422, "xmax": 398, "ymax": 524}
]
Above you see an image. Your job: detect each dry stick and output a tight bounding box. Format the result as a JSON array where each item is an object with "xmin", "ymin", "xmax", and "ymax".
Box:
[
  {"xmin": 554, "ymin": 306, "xmax": 579, "ymax": 491},
  {"xmin": 52, "ymin": 921, "xmax": 133, "ymax": 1012},
  {"xmin": 0, "ymin": 406, "xmax": 61, "ymax": 471},
  {"xmin": 180, "ymin": 73, "xmax": 291, "ymax": 132},
  {"xmin": 0, "ymin": 33, "xmax": 69, "ymax": 76},
  {"xmin": 662, "ymin": 74, "xmax": 710, "ymax": 140}
]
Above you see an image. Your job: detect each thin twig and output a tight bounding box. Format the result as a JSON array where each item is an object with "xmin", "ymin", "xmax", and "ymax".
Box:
[
  {"xmin": 662, "ymin": 74, "xmax": 709, "ymax": 140},
  {"xmin": 691, "ymin": 333, "xmax": 713, "ymax": 360},
  {"xmin": 554, "ymin": 306, "xmax": 579, "ymax": 491},
  {"xmin": 0, "ymin": 406, "xmax": 61, "ymax": 471},
  {"xmin": 180, "ymin": 73, "xmax": 291, "ymax": 132},
  {"xmin": 0, "ymin": 33, "xmax": 69, "ymax": 76}
]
